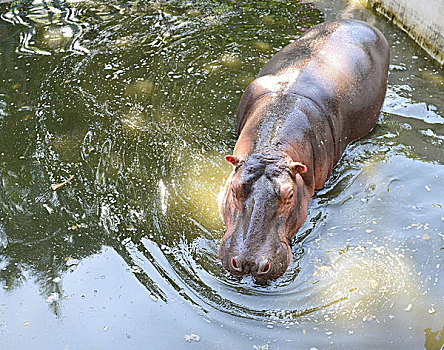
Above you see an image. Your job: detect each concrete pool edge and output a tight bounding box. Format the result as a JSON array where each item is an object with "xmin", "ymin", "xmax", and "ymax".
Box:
[{"xmin": 365, "ymin": 0, "xmax": 444, "ymax": 65}]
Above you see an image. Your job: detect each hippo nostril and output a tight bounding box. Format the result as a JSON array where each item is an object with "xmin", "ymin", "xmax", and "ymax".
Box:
[
  {"xmin": 258, "ymin": 258, "xmax": 272, "ymax": 275},
  {"xmin": 231, "ymin": 256, "xmax": 242, "ymax": 272}
]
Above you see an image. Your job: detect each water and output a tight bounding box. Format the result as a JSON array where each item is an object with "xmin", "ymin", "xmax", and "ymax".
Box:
[{"xmin": 0, "ymin": 0, "xmax": 443, "ymax": 349}]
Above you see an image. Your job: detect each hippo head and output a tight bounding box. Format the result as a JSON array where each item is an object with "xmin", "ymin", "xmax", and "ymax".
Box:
[{"xmin": 219, "ymin": 151, "xmax": 308, "ymax": 281}]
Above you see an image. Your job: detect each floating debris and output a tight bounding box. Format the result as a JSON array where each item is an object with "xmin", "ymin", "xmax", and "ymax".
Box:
[
  {"xmin": 184, "ymin": 333, "xmax": 200, "ymax": 342},
  {"xmin": 313, "ymin": 265, "xmax": 331, "ymax": 276},
  {"xmin": 51, "ymin": 175, "xmax": 75, "ymax": 191},
  {"xmin": 362, "ymin": 314, "xmax": 377, "ymax": 322},
  {"xmin": 65, "ymin": 257, "xmax": 79, "ymax": 267},
  {"xmin": 254, "ymin": 345, "xmax": 269, "ymax": 350},
  {"xmin": 42, "ymin": 203, "xmax": 53, "ymax": 214},
  {"xmin": 46, "ymin": 292, "xmax": 59, "ymax": 303},
  {"xmin": 404, "ymin": 304, "xmax": 413, "ymax": 311},
  {"xmin": 131, "ymin": 265, "xmax": 142, "ymax": 273},
  {"xmin": 390, "ymin": 64, "xmax": 407, "ymax": 71}
]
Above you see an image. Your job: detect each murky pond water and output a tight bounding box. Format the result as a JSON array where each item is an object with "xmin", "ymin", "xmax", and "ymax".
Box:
[{"xmin": 0, "ymin": 0, "xmax": 443, "ymax": 349}]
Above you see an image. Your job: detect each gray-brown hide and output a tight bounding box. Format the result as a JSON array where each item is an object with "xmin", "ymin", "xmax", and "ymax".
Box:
[{"xmin": 219, "ymin": 20, "xmax": 389, "ymax": 281}]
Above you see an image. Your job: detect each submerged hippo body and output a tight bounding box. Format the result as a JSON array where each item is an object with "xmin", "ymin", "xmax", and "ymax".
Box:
[{"xmin": 219, "ymin": 19, "xmax": 389, "ymax": 281}]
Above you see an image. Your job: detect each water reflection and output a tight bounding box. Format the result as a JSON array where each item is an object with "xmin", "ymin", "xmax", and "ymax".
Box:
[
  {"xmin": 2, "ymin": 0, "xmax": 90, "ymax": 54},
  {"xmin": 0, "ymin": 0, "xmax": 443, "ymax": 348}
]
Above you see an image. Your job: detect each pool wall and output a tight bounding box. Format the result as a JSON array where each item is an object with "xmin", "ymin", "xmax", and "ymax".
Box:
[{"xmin": 365, "ymin": 0, "xmax": 444, "ymax": 64}]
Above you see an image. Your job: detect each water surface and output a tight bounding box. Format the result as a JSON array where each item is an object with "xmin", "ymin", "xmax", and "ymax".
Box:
[{"xmin": 0, "ymin": 0, "xmax": 443, "ymax": 349}]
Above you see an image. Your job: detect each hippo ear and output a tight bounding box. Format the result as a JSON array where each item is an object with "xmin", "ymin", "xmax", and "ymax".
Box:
[
  {"xmin": 289, "ymin": 161, "xmax": 307, "ymax": 175},
  {"xmin": 225, "ymin": 155, "xmax": 241, "ymax": 167}
]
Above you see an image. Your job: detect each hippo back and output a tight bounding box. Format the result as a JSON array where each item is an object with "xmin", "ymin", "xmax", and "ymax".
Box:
[{"xmin": 236, "ymin": 20, "xmax": 390, "ymax": 161}]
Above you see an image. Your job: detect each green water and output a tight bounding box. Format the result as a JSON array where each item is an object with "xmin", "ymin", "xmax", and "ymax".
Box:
[{"xmin": 0, "ymin": 0, "xmax": 443, "ymax": 349}]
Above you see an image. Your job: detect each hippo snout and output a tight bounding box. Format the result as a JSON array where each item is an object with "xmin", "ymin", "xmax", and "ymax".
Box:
[
  {"xmin": 228, "ymin": 255, "xmax": 272, "ymax": 275},
  {"xmin": 219, "ymin": 236, "xmax": 291, "ymax": 281}
]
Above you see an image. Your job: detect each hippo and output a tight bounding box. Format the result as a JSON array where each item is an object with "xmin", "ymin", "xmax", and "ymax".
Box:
[{"xmin": 219, "ymin": 19, "xmax": 389, "ymax": 281}]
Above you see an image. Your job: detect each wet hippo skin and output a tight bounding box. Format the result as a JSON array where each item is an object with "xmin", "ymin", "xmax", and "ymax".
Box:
[{"xmin": 219, "ymin": 19, "xmax": 390, "ymax": 281}]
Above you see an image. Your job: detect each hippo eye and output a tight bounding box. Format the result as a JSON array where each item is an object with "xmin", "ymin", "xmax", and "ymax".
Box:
[
  {"xmin": 279, "ymin": 184, "xmax": 294, "ymax": 201},
  {"xmin": 285, "ymin": 191, "xmax": 294, "ymax": 201}
]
